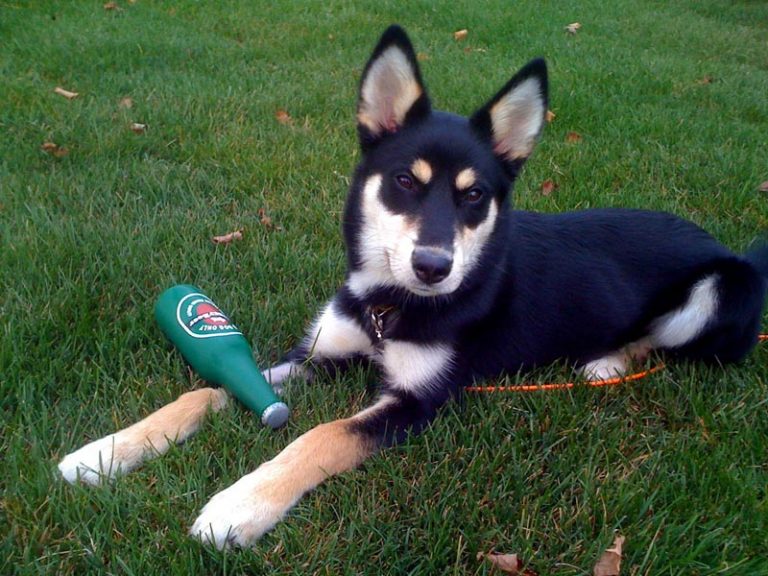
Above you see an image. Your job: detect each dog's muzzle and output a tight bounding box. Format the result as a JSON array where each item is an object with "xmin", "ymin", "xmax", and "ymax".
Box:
[{"xmin": 411, "ymin": 246, "xmax": 453, "ymax": 285}]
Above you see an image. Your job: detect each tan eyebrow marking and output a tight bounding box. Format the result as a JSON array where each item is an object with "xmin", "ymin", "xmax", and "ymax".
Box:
[
  {"xmin": 455, "ymin": 168, "xmax": 477, "ymax": 190},
  {"xmin": 410, "ymin": 158, "xmax": 433, "ymax": 184}
]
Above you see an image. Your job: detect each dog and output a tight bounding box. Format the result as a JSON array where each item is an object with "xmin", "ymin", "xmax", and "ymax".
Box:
[{"xmin": 58, "ymin": 25, "xmax": 768, "ymax": 549}]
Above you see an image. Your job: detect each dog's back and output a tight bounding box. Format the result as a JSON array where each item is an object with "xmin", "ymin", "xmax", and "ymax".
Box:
[{"xmin": 458, "ymin": 209, "xmax": 766, "ymax": 378}]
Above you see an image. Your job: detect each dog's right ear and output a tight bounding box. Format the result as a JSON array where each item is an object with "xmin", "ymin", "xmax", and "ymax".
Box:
[{"xmin": 357, "ymin": 25, "xmax": 431, "ymax": 151}]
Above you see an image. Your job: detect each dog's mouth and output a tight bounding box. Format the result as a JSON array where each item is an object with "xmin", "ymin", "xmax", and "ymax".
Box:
[{"xmin": 407, "ymin": 284, "xmax": 442, "ymax": 297}]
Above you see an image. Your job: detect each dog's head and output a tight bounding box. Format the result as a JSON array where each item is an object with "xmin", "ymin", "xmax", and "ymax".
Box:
[{"xmin": 344, "ymin": 25, "xmax": 547, "ymax": 299}]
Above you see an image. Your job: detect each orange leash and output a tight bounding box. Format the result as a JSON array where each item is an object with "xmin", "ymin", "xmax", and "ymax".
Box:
[{"xmin": 465, "ymin": 334, "xmax": 768, "ymax": 393}]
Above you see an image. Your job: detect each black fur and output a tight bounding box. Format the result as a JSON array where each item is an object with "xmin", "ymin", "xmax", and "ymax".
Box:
[{"xmin": 292, "ymin": 25, "xmax": 767, "ymax": 448}]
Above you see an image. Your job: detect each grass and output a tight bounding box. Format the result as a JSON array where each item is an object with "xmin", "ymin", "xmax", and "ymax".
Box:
[{"xmin": 2, "ymin": 0, "xmax": 767, "ymax": 574}]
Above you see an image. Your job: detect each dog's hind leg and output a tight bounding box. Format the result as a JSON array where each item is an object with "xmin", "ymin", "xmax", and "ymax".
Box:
[
  {"xmin": 58, "ymin": 387, "xmax": 229, "ymax": 485},
  {"xmin": 580, "ymin": 338, "xmax": 654, "ymax": 380},
  {"xmin": 651, "ymin": 260, "xmax": 766, "ymax": 364},
  {"xmin": 582, "ymin": 258, "xmax": 766, "ymax": 380}
]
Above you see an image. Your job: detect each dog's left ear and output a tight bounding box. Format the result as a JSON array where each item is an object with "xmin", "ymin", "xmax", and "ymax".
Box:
[
  {"xmin": 357, "ymin": 25, "xmax": 431, "ymax": 151},
  {"xmin": 470, "ymin": 58, "xmax": 548, "ymax": 176}
]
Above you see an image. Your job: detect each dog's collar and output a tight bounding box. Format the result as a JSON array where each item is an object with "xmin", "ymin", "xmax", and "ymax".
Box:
[{"xmin": 366, "ymin": 304, "xmax": 397, "ymax": 341}]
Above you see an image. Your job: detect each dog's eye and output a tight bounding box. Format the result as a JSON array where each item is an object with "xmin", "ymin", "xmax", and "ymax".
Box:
[
  {"xmin": 464, "ymin": 188, "xmax": 484, "ymax": 203},
  {"xmin": 395, "ymin": 174, "xmax": 414, "ymax": 190}
]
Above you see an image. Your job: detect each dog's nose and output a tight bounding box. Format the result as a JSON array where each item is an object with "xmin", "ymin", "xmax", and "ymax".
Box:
[{"xmin": 411, "ymin": 247, "xmax": 453, "ymax": 285}]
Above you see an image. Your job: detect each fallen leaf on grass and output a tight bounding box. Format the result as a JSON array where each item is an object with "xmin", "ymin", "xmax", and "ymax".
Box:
[
  {"xmin": 565, "ymin": 22, "xmax": 582, "ymax": 34},
  {"xmin": 454, "ymin": 29, "xmax": 468, "ymax": 41},
  {"xmin": 119, "ymin": 96, "xmax": 133, "ymax": 109},
  {"xmin": 758, "ymin": 181, "xmax": 768, "ymax": 193},
  {"xmin": 41, "ymin": 141, "xmax": 69, "ymax": 157},
  {"xmin": 540, "ymin": 179, "xmax": 558, "ymax": 196},
  {"xmin": 259, "ymin": 208, "xmax": 273, "ymax": 228},
  {"xmin": 696, "ymin": 75, "xmax": 715, "ymax": 85},
  {"xmin": 477, "ymin": 551, "xmax": 539, "ymax": 575},
  {"xmin": 275, "ymin": 109, "xmax": 293, "ymax": 126},
  {"xmin": 545, "ymin": 110, "xmax": 556, "ymax": 123},
  {"xmin": 130, "ymin": 122, "xmax": 147, "ymax": 134},
  {"xmin": 211, "ymin": 230, "xmax": 243, "ymax": 244},
  {"xmin": 103, "ymin": 1, "xmax": 120, "ymax": 10},
  {"xmin": 565, "ymin": 131, "xmax": 583, "ymax": 143},
  {"xmin": 258, "ymin": 208, "xmax": 282, "ymax": 231},
  {"xmin": 54, "ymin": 87, "xmax": 79, "ymax": 100},
  {"xmin": 477, "ymin": 552, "xmax": 522, "ymax": 574},
  {"xmin": 417, "ymin": 52, "xmax": 430, "ymax": 61},
  {"xmin": 593, "ymin": 535, "xmax": 625, "ymax": 576}
]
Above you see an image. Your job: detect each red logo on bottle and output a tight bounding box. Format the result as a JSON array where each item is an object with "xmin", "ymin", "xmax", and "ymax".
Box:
[{"xmin": 177, "ymin": 293, "xmax": 242, "ymax": 339}]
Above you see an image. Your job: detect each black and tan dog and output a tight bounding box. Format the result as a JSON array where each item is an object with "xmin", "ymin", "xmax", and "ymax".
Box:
[{"xmin": 59, "ymin": 25, "xmax": 768, "ymax": 548}]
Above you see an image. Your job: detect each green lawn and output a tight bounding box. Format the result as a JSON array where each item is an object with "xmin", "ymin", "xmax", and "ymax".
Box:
[{"xmin": 2, "ymin": 1, "xmax": 768, "ymax": 574}]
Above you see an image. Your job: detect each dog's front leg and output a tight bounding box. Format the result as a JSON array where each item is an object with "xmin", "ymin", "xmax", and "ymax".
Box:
[
  {"xmin": 263, "ymin": 294, "xmax": 376, "ymax": 390},
  {"xmin": 191, "ymin": 340, "xmax": 457, "ymax": 549},
  {"xmin": 189, "ymin": 390, "xmax": 446, "ymax": 549},
  {"xmin": 58, "ymin": 387, "xmax": 229, "ymax": 485}
]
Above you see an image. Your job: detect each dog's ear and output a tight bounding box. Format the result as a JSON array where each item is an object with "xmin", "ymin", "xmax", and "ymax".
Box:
[
  {"xmin": 357, "ymin": 25, "xmax": 431, "ymax": 151},
  {"xmin": 470, "ymin": 58, "xmax": 548, "ymax": 176}
]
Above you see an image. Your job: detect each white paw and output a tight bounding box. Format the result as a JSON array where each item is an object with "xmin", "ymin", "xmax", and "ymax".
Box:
[
  {"xmin": 190, "ymin": 465, "xmax": 289, "ymax": 549},
  {"xmin": 581, "ymin": 352, "xmax": 628, "ymax": 381},
  {"xmin": 58, "ymin": 432, "xmax": 146, "ymax": 485},
  {"xmin": 58, "ymin": 434, "xmax": 123, "ymax": 485},
  {"xmin": 261, "ymin": 362, "xmax": 308, "ymax": 395}
]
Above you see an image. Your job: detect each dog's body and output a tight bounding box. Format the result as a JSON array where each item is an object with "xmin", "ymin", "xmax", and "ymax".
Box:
[{"xmin": 58, "ymin": 26, "xmax": 768, "ymax": 548}]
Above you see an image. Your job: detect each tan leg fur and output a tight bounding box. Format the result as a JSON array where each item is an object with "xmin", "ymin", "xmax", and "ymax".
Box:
[
  {"xmin": 58, "ymin": 387, "xmax": 229, "ymax": 485},
  {"xmin": 190, "ymin": 412, "xmax": 376, "ymax": 549}
]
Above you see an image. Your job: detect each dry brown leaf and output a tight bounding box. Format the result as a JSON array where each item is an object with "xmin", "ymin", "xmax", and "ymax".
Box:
[
  {"xmin": 211, "ymin": 230, "xmax": 243, "ymax": 244},
  {"xmin": 417, "ymin": 52, "xmax": 430, "ymax": 62},
  {"xmin": 566, "ymin": 131, "xmax": 583, "ymax": 143},
  {"xmin": 130, "ymin": 122, "xmax": 147, "ymax": 134},
  {"xmin": 454, "ymin": 29, "xmax": 468, "ymax": 41},
  {"xmin": 258, "ymin": 208, "xmax": 282, "ymax": 231},
  {"xmin": 758, "ymin": 181, "xmax": 768, "ymax": 193},
  {"xmin": 119, "ymin": 96, "xmax": 134, "ymax": 109},
  {"xmin": 103, "ymin": 1, "xmax": 120, "ymax": 10},
  {"xmin": 477, "ymin": 551, "xmax": 522, "ymax": 574},
  {"xmin": 593, "ymin": 535, "xmax": 625, "ymax": 576},
  {"xmin": 540, "ymin": 179, "xmax": 558, "ymax": 196},
  {"xmin": 275, "ymin": 109, "xmax": 293, "ymax": 126},
  {"xmin": 696, "ymin": 75, "xmax": 715, "ymax": 85},
  {"xmin": 41, "ymin": 141, "xmax": 69, "ymax": 157},
  {"xmin": 54, "ymin": 87, "xmax": 79, "ymax": 100},
  {"xmin": 565, "ymin": 22, "xmax": 582, "ymax": 34},
  {"xmin": 258, "ymin": 208, "xmax": 273, "ymax": 228},
  {"xmin": 545, "ymin": 110, "xmax": 556, "ymax": 123}
]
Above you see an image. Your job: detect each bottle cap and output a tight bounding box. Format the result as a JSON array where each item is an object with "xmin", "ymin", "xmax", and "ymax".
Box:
[{"xmin": 261, "ymin": 402, "xmax": 290, "ymax": 429}]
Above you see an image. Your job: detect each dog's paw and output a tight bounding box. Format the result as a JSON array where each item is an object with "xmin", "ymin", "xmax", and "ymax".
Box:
[
  {"xmin": 190, "ymin": 466, "xmax": 290, "ymax": 549},
  {"xmin": 58, "ymin": 433, "xmax": 142, "ymax": 485},
  {"xmin": 58, "ymin": 434, "xmax": 121, "ymax": 485},
  {"xmin": 581, "ymin": 352, "xmax": 628, "ymax": 381}
]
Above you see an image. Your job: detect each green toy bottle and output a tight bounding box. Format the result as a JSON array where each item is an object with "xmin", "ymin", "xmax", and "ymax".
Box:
[{"xmin": 154, "ymin": 284, "xmax": 289, "ymax": 429}]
